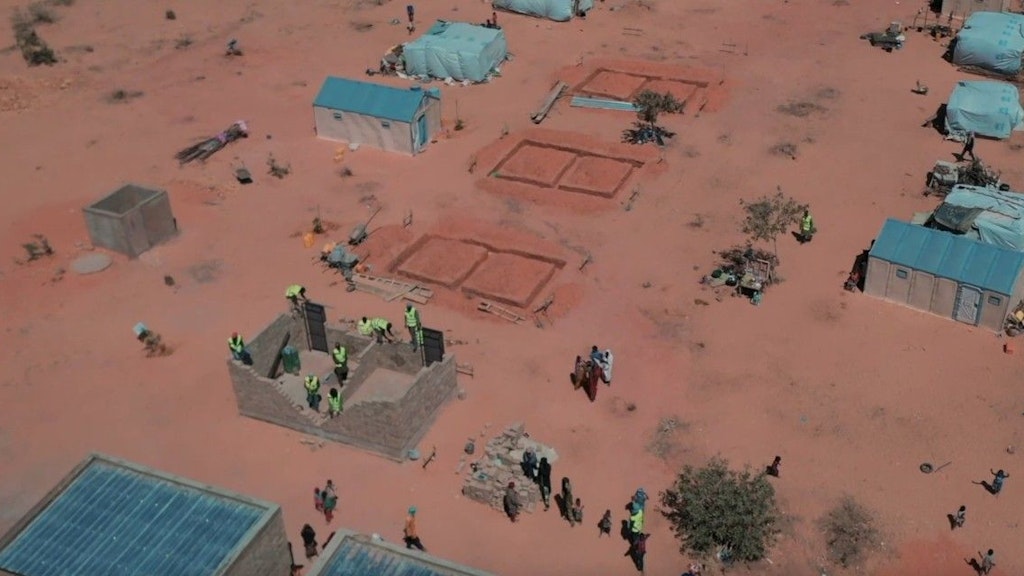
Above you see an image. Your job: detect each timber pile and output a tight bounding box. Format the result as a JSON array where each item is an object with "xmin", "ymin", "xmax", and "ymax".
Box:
[
  {"xmin": 351, "ymin": 273, "xmax": 433, "ymax": 304},
  {"xmin": 176, "ymin": 121, "xmax": 249, "ymax": 165}
]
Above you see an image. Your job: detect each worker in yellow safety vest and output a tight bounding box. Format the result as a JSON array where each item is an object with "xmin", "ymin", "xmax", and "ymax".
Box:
[
  {"xmin": 285, "ymin": 285, "xmax": 307, "ymax": 309},
  {"xmin": 304, "ymin": 375, "xmax": 321, "ymax": 411},
  {"xmin": 332, "ymin": 342, "xmax": 348, "ymax": 383},
  {"xmin": 629, "ymin": 507, "xmax": 644, "ymax": 543},
  {"xmin": 358, "ymin": 317, "xmax": 373, "ymax": 337},
  {"xmin": 327, "ymin": 387, "xmax": 343, "ymax": 418},
  {"xmin": 228, "ymin": 332, "xmax": 251, "ymax": 364},
  {"xmin": 370, "ymin": 317, "xmax": 395, "ymax": 344},
  {"xmin": 404, "ymin": 303, "xmax": 422, "ymax": 351},
  {"xmin": 798, "ymin": 210, "xmax": 815, "ymax": 244}
]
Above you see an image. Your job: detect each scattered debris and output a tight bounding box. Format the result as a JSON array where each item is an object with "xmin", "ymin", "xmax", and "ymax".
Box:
[
  {"xmin": 422, "ymin": 445, "xmax": 437, "ymax": 469},
  {"xmin": 403, "ymin": 210, "xmax": 413, "ymax": 228},
  {"xmin": 624, "ymin": 187, "xmax": 641, "ymax": 211},
  {"xmin": 175, "ymin": 121, "xmax": 249, "ymax": 164},
  {"xmin": 19, "ymin": 234, "xmax": 54, "ymax": 262},
  {"xmin": 225, "ymin": 38, "xmax": 242, "ymax": 57},
  {"xmin": 456, "ymin": 363, "xmax": 475, "ymax": 377},
  {"xmin": 11, "ymin": 8, "xmax": 58, "ymax": 66},
  {"xmin": 165, "ymin": 9, "xmax": 176, "ymax": 20},
  {"xmin": 163, "ymin": 275, "xmax": 175, "ymax": 286},
  {"xmin": 911, "ymin": 80, "xmax": 928, "ymax": 95},
  {"xmin": 533, "ymin": 296, "xmax": 554, "ymax": 314},
  {"xmin": 477, "ymin": 300, "xmax": 524, "ymax": 324},
  {"xmin": 106, "ymin": 89, "xmax": 144, "ymax": 104},
  {"xmin": 776, "ymin": 101, "xmax": 826, "ymax": 118},
  {"xmin": 267, "ymin": 154, "xmax": 291, "ymax": 178},
  {"xmin": 578, "ymin": 254, "xmax": 592, "ymax": 271},
  {"xmin": 299, "ymin": 437, "xmax": 326, "ymax": 451},
  {"xmin": 860, "ymin": 21, "xmax": 905, "ymax": 52},
  {"xmin": 462, "ymin": 423, "xmax": 557, "ymax": 513},
  {"xmin": 769, "ymin": 142, "xmax": 799, "ymax": 159},
  {"xmin": 134, "ymin": 322, "xmax": 171, "ymax": 358},
  {"xmin": 647, "ymin": 415, "xmax": 688, "ymax": 460},
  {"xmin": 174, "ymin": 34, "xmax": 193, "ymax": 50},
  {"xmin": 234, "ymin": 162, "xmax": 253, "ymax": 184},
  {"xmin": 925, "ymin": 158, "xmax": 1002, "ymax": 197}
]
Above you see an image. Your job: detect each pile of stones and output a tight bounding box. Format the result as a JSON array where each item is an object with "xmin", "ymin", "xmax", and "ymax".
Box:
[{"xmin": 461, "ymin": 422, "xmax": 558, "ymax": 514}]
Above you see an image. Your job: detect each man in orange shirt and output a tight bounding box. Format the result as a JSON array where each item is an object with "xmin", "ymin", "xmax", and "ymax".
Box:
[{"xmin": 403, "ymin": 506, "xmax": 426, "ymax": 551}]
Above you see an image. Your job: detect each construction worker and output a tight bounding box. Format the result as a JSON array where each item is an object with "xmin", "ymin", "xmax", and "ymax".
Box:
[
  {"xmin": 798, "ymin": 209, "xmax": 815, "ymax": 244},
  {"xmin": 285, "ymin": 285, "xmax": 307, "ymax": 312},
  {"xmin": 228, "ymin": 332, "xmax": 251, "ymax": 364},
  {"xmin": 358, "ymin": 317, "xmax": 373, "ymax": 337},
  {"xmin": 629, "ymin": 506, "xmax": 644, "ymax": 544},
  {"xmin": 327, "ymin": 387, "xmax": 342, "ymax": 418},
  {"xmin": 332, "ymin": 342, "xmax": 348, "ymax": 383},
  {"xmin": 370, "ymin": 317, "xmax": 395, "ymax": 344},
  {"xmin": 404, "ymin": 303, "xmax": 422, "ymax": 351},
  {"xmin": 304, "ymin": 374, "xmax": 321, "ymax": 411}
]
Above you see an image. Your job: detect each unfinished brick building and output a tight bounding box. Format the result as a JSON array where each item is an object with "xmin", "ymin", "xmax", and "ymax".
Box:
[{"xmin": 227, "ymin": 312, "xmax": 457, "ymax": 461}]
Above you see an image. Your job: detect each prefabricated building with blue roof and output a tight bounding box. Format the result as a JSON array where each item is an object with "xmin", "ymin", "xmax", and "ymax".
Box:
[
  {"xmin": 0, "ymin": 454, "xmax": 290, "ymax": 576},
  {"xmin": 306, "ymin": 530, "xmax": 495, "ymax": 576},
  {"xmin": 314, "ymin": 76, "xmax": 442, "ymax": 155},
  {"xmin": 865, "ymin": 218, "xmax": 1024, "ymax": 331}
]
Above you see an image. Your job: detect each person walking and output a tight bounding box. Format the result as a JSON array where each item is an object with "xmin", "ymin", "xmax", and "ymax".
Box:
[
  {"xmin": 598, "ymin": 510, "xmax": 613, "ymax": 536},
  {"xmin": 228, "ymin": 332, "xmax": 251, "ymax": 364},
  {"xmin": 561, "ymin": 477, "xmax": 575, "ymax": 525},
  {"xmin": 403, "ymin": 506, "xmax": 426, "ymax": 551},
  {"xmin": 981, "ymin": 548, "xmax": 996, "ymax": 574},
  {"xmin": 327, "ymin": 388, "xmax": 343, "ymax": 418},
  {"xmin": 767, "ymin": 456, "xmax": 782, "ymax": 477},
  {"xmin": 990, "ymin": 469, "xmax": 1009, "ymax": 494},
  {"xmin": 798, "ymin": 210, "xmax": 815, "ymax": 244},
  {"xmin": 404, "ymin": 303, "xmax": 422, "ymax": 351},
  {"xmin": 627, "ymin": 532, "xmax": 650, "ymax": 573},
  {"xmin": 322, "ymin": 480, "xmax": 338, "ymax": 523},
  {"xmin": 331, "ymin": 342, "xmax": 348, "ymax": 384},
  {"xmin": 313, "ymin": 487, "xmax": 324, "ymax": 513},
  {"xmin": 537, "ymin": 457, "xmax": 552, "ymax": 511},
  {"xmin": 952, "ymin": 505, "xmax": 966, "ymax": 529},
  {"xmin": 571, "ymin": 497, "xmax": 584, "ymax": 525},
  {"xmin": 503, "ymin": 482, "xmax": 521, "ymax": 523},
  {"xmin": 300, "ymin": 524, "xmax": 318, "ymax": 559},
  {"xmin": 961, "ymin": 131, "xmax": 977, "ymax": 161},
  {"xmin": 629, "ymin": 505, "xmax": 645, "ymax": 544},
  {"xmin": 304, "ymin": 375, "xmax": 321, "ymax": 411}
]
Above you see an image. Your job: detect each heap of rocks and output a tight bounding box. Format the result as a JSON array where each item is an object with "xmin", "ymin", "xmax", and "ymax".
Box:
[{"xmin": 461, "ymin": 422, "xmax": 558, "ymax": 514}]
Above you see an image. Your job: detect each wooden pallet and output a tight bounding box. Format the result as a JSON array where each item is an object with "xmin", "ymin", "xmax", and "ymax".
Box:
[
  {"xmin": 352, "ymin": 273, "xmax": 433, "ymax": 304},
  {"xmin": 477, "ymin": 300, "xmax": 524, "ymax": 324}
]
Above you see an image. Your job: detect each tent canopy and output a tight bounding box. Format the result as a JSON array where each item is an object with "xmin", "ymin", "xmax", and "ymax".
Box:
[
  {"xmin": 493, "ymin": 0, "xmax": 594, "ymax": 22},
  {"xmin": 952, "ymin": 12, "xmax": 1024, "ymax": 75},
  {"xmin": 402, "ymin": 21, "xmax": 508, "ymax": 82},
  {"xmin": 936, "ymin": 184, "xmax": 1024, "ymax": 251},
  {"xmin": 944, "ymin": 80, "xmax": 1024, "ymax": 139}
]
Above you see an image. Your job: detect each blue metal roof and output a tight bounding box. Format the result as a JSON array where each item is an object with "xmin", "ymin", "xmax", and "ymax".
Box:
[
  {"xmin": 869, "ymin": 218, "xmax": 1024, "ymax": 294},
  {"xmin": 318, "ymin": 537, "xmax": 471, "ymax": 576},
  {"xmin": 313, "ymin": 77, "xmax": 431, "ymax": 122},
  {"xmin": 0, "ymin": 459, "xmax": 267, "ymax": 576}
]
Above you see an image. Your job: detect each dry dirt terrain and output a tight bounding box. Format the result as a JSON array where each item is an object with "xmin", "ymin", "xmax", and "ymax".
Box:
[{"xmin": 1, "ymin": 0, "xmax": 1023, "ymax": 575}]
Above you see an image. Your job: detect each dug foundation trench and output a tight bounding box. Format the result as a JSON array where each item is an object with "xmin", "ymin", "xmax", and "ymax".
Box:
[
  {"xmin": 392, "ymin": 235, "xmax": 565, "ymax": 309},
  {"xmin": 491, "ymin": 140, "xmax": 641, "ymax": 198}
]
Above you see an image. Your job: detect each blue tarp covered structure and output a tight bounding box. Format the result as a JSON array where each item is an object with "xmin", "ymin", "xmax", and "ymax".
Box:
[
  {"xmin": 493, "ymin": 0, "xmax": 594, "ymax": 21},
  {"xmin": 403, "ymin": 21, "xmax": 508, "ymax": 82},
  {"xmin": 938, "ymin": 184, "xmax": 1024, "ymax": 250},
  {"xmin": 952, "ymin": 12, "xmax": 1024, "ymax": 75},
  {"xmin": 944, "ymin": 80, "xmax": 1024, "ymax": 139}
]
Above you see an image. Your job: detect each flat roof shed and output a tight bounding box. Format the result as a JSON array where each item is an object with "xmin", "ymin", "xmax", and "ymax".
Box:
[
  {"xmin": 308, "ymin": 530, "xmax": 495, "ymax": 576},
  {"xmin": 0, "ymin": 454, "xmax": 289, "ymax": 576}
]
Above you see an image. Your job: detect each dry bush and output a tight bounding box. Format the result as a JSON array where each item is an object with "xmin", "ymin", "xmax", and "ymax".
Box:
[
  {"xmin": 11, "ymin": 9, "xmax": 57, "ymax": 66},
  {"xmin": 174, "ymin": 34, "xmax": 193, "ymax": 49},
  {"xmin": 107, "ymin": 89, "xmax": 144, "ymax": 103},
  {"xmin": 647, "ymin": 415, "xmax": 688, "ymax": 460},
  {"xmin": 820, "ymin": 496, "xmax": 881, "ymax": 568},
  {"xmin": 267, "ymin": 154, "xmax": 291, "ymax": 179},
  {"xmin": 769, "ymin": 142, "xmax": 798, "ymax": 158},
  {"xmin": 27, "ymin": 1, "xmax": 57, "ymax": 24}
]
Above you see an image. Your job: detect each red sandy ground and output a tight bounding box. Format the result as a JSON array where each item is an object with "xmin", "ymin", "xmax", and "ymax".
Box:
[
  {"xmin": 496, "ymin": 143, "xmax": 577, "ymax": 187},
  {"xmin": 2, "ymin": 1, "xmax": 1024, "ymax": 576},
  {"xmin": 461, "ymin": 251, "xmax": 559, "ymax": 308},
  {"xmin": 396, "ymin": 236, "xmax": 488, "ymax": 288},
  {"xmin": 559, "ymin": 155, "xmax": 635, "ymax": 197}
]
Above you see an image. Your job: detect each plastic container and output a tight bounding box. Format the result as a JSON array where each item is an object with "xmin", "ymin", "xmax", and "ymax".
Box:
[{"xmin": 281, "ymin": 345, "xmax": 301, "ymax": 374}]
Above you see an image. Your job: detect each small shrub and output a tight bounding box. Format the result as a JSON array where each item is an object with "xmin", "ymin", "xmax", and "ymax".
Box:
[
  {"xmin": 267, "ymin": 154, "xmax": 291, "ymax": 179},
  {"xmin": 174, "ymin": 34, "xmax": 193, "ymax": 49},
  {"xmin": 107, "ymin": 89, "xmax": 144, "ymax": 103},
  {"xmin": 769, "ymin": 142, "xmax": 798, "ymax": 159},
  {"xmin": 165, "ymin": 9, "xmax": 176, "ymax": 20},
  {"xmin": 820, "ymin": 496, "xmax": 881, "ymax": 568},
  {"xmin": 27, "ymin": 2, "xmax": 58, "ymax": 24},
  {"xmin": 776, "ymin": 101, "xmax": 825, "ymax": 118},
  {"xmin": 11, "ymin": 10, "xmax": 58, "ymax": 66},
  {"xmin": 739, "ymin": 191, "xmax": 807, "ymax": 257},
  {"xmin": 454, "ymin": 118, "xmax": 465, "ymax": 131},
  {"xmin": 661, "ymin": 457, "xmax": 780, "ymax": 562}
]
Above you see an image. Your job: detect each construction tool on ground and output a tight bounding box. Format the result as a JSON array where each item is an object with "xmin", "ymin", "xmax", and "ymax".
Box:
[
  {"xmin": 477, "ymin": 300, "xmax": 524, "ymax": 324},
  {"xmin": 422, "ymin": 445, "xmax": 437, "ymax": 469},
  {"xmin": 624, "ymin": 187, "xmax": 641, "ymax": 211},
  {"xmin": 531, "ymin": 81, "xmax": 568, "ymax": 124},
  {"xmin": 349, "ymin": 206, "xmax": 383, "ymax": 246},
  {"xmin": 579, "ymin": 254, "xmax": 592, "ymax": 271}
]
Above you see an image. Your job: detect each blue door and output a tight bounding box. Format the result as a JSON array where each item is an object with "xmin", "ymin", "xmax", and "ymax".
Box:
[{"xmin": 416, "ymin": 114, "xmax": 428, "ymax": 150}]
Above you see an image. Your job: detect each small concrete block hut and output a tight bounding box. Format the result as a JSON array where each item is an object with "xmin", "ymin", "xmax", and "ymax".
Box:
[
  {"xmin": 82, "ymin": 183, "xmax": 178, "ymax": 257},
  {"xmin": 0, "ymin": 454, "xmax": 290, "ymax": 576},
  {"xmin": 865, "ymin": 218, "xmax": 1024, "ymax": 331},
  {"xmin": 313, "ymin": 77, "xmax": 441, "ymax": 155}
]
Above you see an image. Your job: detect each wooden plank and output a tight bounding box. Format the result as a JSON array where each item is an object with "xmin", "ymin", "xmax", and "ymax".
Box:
[
  {"xmin": 387, "ymin": 283, "xmax": 421, "ymax": 302},
  {"xmin": 531, "ymin": 81, "xmax": 568, "ymax": 124},
  {"xmin": 477, "ymin": 300, "xmax": 524, "ymax": 323}
]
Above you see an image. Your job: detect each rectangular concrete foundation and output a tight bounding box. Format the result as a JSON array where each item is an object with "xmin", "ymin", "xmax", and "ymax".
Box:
[{"xmin": 462, "ymin": 253, "xmax": 559, "ymax": 308}]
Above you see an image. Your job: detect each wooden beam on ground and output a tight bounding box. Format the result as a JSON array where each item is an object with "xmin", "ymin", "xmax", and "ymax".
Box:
[{"xmin": 531, "ymin": 81, "xmax": 568, "ymax": 124}]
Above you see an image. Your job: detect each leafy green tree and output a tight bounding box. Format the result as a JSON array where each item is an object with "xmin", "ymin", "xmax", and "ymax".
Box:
[
  {"xmin": 739, "ymin": 191, "xmax": 807, "ymax": 258},
  {"xmin": 660, "ymin": 457, "xmax": 780, "ymax": 563}
]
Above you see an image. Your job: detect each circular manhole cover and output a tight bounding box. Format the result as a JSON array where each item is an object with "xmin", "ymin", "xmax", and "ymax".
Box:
[{"xmin": 70, "ymin": 252, "xmax": 112, "ymax": 275}]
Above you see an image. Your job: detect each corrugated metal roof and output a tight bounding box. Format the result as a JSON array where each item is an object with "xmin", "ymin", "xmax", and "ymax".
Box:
[
  {"xmin": 0, "ymin": 459, "xmax": 266, "ymax": 576},
  {"xmin": 869, "ymin": 218, "xmax": 1024, "ymax": 294},
  {"xmin": 313, "ymin": 77, "xmax": 430, "ymax": 122},
  {"xmin": 317, "ymin": 537, "xmax": 472, "ymax": 576}
]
